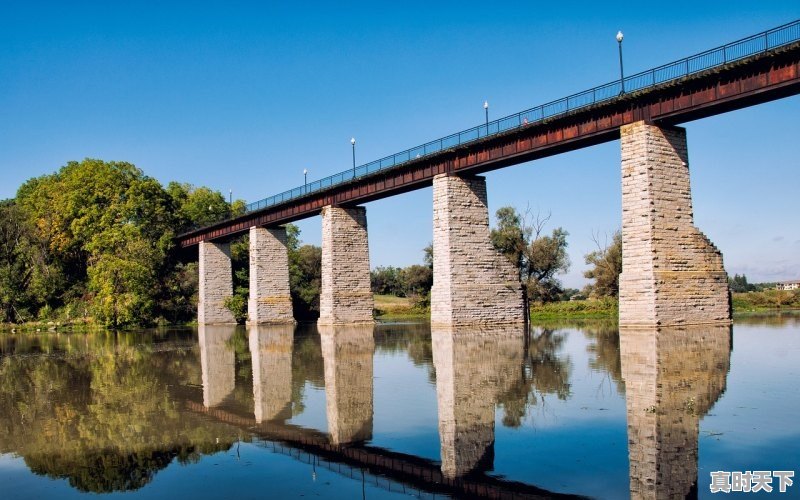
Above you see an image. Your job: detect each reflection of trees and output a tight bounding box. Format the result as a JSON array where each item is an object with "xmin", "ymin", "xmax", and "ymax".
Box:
[
  {"xmin": 374, "ymin": 322, "xmax": 434, "ymax": 382},
  {"xmin": 582, "ymin": 321, "xmax": 624, "ymax": 394},
  {"xmin": 0, "ymin": 334, "xmax": 237, "ymax": 493},
  {"xmin": 496, "ymin": 327, "xmax": 572, "ymax": 427}
]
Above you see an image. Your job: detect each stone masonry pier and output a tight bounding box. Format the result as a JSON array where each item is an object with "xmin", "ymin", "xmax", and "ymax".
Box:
[
  {"xmin": 248, "ymin": 226, "xmax": 294, "ymax": 324},
  {"xmin": 431, "ymin": 174, "xmax": 524, "ymax": 326},
  {"xmin": 619, "ymin": 121, "xmax": 731, "ymax": 327},
  {"xmin": 319, "ymin": 206, "xmax": 374, "ymax": 325},
  {"xmin": 198, "ymin": 241, "xmax": 236, "ymax": 325}
]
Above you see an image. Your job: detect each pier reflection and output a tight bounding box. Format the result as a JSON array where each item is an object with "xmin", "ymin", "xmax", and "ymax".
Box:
[
  {"xmin": 198, "ymin": 325, "xmax": 236, "ymax": 408},
  {"xmin": 431, "ymin": 324, "xmax": 526, "ymax": 478},
  {"xmin": 319, "ymin": 324, "xmax": 375, "ymax": 445},
  {"xmin": 249, "ymin": 324, "xmax": 294, "ymax": 422},
  {"xmin": 621, "ymin": 325, "xmax": 731, "ymax": 499}
]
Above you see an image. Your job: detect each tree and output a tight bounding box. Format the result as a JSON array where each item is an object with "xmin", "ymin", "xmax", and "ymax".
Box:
[
  {"xmin": 491, "ymin": 207, "xmax": 570, "ymax": 318},
  {"xmin": 728, "ymin": 273, "xmax": 755, "ymax": 293},
  {"xmin": 583, "ymin": 231, "xmax": 623, "ymax": 298}
]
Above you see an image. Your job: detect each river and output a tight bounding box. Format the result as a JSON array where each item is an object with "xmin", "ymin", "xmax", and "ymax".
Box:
[{"xmin": 0, "ymin": 316, "xmax": 798, "ymax": 498}]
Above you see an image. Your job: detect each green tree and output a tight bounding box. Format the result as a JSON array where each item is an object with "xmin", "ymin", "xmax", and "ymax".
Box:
[
  {"xmin": 491, "ymin": 207, "xmax": 570, "ymax": 318},
  {"xmin": 728, "ymin": 273, "xmax": 755, "ymax": 293},
  {"xmin": 583, "ymin": 231, "xmax": 623, "ymax": 298}
]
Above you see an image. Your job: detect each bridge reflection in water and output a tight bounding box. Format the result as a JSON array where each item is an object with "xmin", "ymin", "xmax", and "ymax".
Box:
[
  {"xmin": 194, "ymin": 320, "xmax": 732, "ymax": 498},
  {"xmin": 622, "ymin": 325, "xmax": 731, "ymax": 500}
]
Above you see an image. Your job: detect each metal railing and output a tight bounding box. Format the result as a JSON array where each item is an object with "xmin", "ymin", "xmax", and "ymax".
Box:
[{"xmin": 191, "ymin": 19, "xmax": 800, "ymax": 233}]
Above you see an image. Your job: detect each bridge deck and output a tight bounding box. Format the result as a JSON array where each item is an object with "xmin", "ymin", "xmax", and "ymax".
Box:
[{"xmin": 178, "ymin": 21, "xmax": 800, "ymax": 248}]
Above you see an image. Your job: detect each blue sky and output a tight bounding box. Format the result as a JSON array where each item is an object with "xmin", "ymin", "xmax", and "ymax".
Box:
[{"xmin": 1, "ymin": 1, "xmax": 798, "ymax": 287}]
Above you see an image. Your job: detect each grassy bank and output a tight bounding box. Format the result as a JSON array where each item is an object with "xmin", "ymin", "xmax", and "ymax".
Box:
[
  {"xmin": 529, "ymin": 298, "xmax": 618, "ymax": 320},
  {"xmin": 732, "ymin": 290, "xmax": 800, "ymax": 314},
  {"xmin": 374, "ymin": 294, "xmax": 429, "ymax": 320}
]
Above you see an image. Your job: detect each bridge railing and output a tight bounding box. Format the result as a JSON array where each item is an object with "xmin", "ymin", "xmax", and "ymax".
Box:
[{"xmin": 188, "ymin": 19, "xmax": 800, "ymax": 233}]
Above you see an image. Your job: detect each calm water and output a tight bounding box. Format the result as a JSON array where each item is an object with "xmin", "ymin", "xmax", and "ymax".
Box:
[{"xmin": 0, "ymin": 317, "xmax": 798, "ymax": 499}]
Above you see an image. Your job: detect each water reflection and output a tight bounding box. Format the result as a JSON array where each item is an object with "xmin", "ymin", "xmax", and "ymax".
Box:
[
  {"xmin": 319, "ymin": 324, "xmax": 375, "ymax": 445},
  {"xmin": 0, "ymin": 331, "xmax": 236, "ymax": 493},
  {"xmin": 432, "ymin": 324, "xmax": 526, "ymax": 478},
  {"xmin": 621, "ymin": 325, "xmax": 731, "ymax": 499},
  {"xmin": 249, "ymin": 324, "xmax": 294, "ymax": 422},
  {"xmin": 198, "ymin": 325, "xmax": 236, "ymax": 407}
]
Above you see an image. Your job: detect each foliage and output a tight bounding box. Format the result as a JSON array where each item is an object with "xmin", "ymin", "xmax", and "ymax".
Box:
[
  {"xmin": 583, "ymin": 231, "xmax": 623, "ymax": 298},
  {"xmin": 289, "ymin": 241, "xmax": 322, "ymax": 320},
  {"xmin": 728, "ymin": 273, "xmax": 756, "ymax": 293},
  {"xmin": 731, "ymin": 289, "xmax": 800, "ymax": 312},
  {"xmin": 370, "ymin": 264, "xmax": 432, "ymax": 299},
  {"xmin": 528, "ymin": 298, "xmax": 619, "ymax": 319},
  {"xmin": 491, "ymin": 207, "xmax": 570, "ymax": 315},
  {"xmin": 3, "ymin": 159, "xmax": 246, "ymax": 327}
]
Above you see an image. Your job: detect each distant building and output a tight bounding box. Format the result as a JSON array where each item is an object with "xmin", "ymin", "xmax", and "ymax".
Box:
[{"xmin": 776, "ymin": 280, "xmax": 800, "ymax": 291}]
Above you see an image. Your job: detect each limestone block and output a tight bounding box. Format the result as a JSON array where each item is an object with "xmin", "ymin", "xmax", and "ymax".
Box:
[
  {"xmin": 431, "ymin": 174, "xmax": 525, "ymax": 326},
  {"xmin": 198, "ymin": 241, "xmax": 236, "ymax": 325},
  {"xmin": 319, "ymin": 206, "xmax": 374, "ymax": 325},
  {"xmin": 248, "ymin": 227, "xmax": 295, "ymax": 324},
  {"xmin": 619, "ymin": 122, "xmax": 731, "ymax": 327}
]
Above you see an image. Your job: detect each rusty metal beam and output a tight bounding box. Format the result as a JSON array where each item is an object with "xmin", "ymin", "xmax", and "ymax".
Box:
[{"xmin": 178, "ymin": 45, "xmax": 800, "ymax": 248}]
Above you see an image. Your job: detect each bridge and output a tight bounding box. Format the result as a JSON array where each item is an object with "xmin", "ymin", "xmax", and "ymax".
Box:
[{"xmin": 178, "ymin": 20, "xmax": 800, "ymax": 328}]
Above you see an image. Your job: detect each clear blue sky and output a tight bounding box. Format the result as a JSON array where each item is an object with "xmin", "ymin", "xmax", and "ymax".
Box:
[{"xmin": 2, "ymin": 1, "xmax": 798, "ymax": 287}]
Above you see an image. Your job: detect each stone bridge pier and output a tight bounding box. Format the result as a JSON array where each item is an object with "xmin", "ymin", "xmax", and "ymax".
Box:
[
  {"xmin": 620, "ymin": 121, "xmax": 731, "ymax": 327},
  {"xmin": 431, "ymin": 174, "xmax": 525, "ymax": 326},
  {"xmin": 198, "ymin": 242, "xmax": 236, "ymax": 325},
  {"xmin": 248, "ymin": 226, "xmax": 294, "ymax": 324},
  {"xmin": 319, "ymin": 206, "xmax": 374, "ymax": 325}
]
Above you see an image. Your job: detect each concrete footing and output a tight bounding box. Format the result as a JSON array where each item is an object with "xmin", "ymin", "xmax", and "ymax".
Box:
[
  {"xmin": 619, "ymin": 121, "xmax": 731, "ymax": 327},
  {"xmin": 319, "ymin": 206, "xmax": 374, "ymax": 325},
  {"xmin": 431, "ymin": 174, "xmax": 524, "ymax": 326},
  {"xmin": 198, "ymin": 241, "xmax": 236, "ymax": 325},
  {"xmin": 248, "ymin": 227, "xmax": 295, "ymax": 324}
]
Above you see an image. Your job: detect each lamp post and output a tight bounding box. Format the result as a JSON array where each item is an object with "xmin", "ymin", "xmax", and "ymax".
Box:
[
  {"xmin": 484, "ymin": 101, "xmax": 489, "ymax": 129},
  {"xmin": 229, "ymin": 189, "xmax": 232, "ymax": 205},
  {"xmin": 351, "ymin": 137, "xmax": 356, "ymax": 179},
  {"xmin": 616, "ymin": 30, "xmax": 625, "ymax": 94},
  {"xmin": 303, "ymin": 168, "xmax": 308, "ymax": 193}
]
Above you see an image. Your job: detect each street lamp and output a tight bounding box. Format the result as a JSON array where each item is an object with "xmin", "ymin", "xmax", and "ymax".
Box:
[
  {"xmin": 229, "ymin": 189, "xmax": 232, "ymax": 205},
  {"xmin": 351, "ymin": 137, "xmax": 356, "ymax": 179},
  {"xmin": 303, "ymin": 168, "xmax": 308, "ymax": 193},
  {"xmin": 484, "ymin": 101, "xmax": 489, "ymax": 128},
  {"xmin": 616, "ymin": 30, "xmax": 625, "ymax": 94}
]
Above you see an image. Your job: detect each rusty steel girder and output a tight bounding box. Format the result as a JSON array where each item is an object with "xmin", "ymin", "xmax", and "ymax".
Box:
[{"xmin": 178, "ymin": 44, "xmax": 800, "ymax": 249}]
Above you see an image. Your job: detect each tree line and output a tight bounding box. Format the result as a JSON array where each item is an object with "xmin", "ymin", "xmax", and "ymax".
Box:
[
  {"xmin": 0, "ymin": 159, "xmax": 324, "ymax": 326},
  {"xmin": 1, "ymin": 158, "xmax": 626, "ymax": 327}
]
